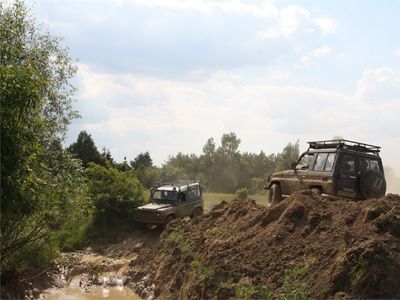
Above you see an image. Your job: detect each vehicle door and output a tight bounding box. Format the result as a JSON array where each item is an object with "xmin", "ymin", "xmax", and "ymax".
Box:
[
  {"xmin": 286, "ymin": 153, "xmax": 315, "ymax": 194},
  {"xmin": 306, "ymin": 152, "xmax": 336, "ymax": 192},
  {"xmin": 177, "ymin": 191, "xmax": 188, "ymax": 217},
  {"xmin": 336, "ymin": 154, "xmax": 357, "ymax": 197},
  {"xmin": 190, "ymin": 187, "xmax": 202, "ymax": 214},
  {"xmin": 185, "ymin": 188, "xmax": 200, "ymax": 216}
]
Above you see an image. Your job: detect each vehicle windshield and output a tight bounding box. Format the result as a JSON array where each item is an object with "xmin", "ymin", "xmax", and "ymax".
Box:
[
  {"xmin": 296, "ymin": 153, "xmax": 314, "ymax": 170},
  {"xmin": 152, "ymin": 190, "xmax": 177, "ymax": 204}
]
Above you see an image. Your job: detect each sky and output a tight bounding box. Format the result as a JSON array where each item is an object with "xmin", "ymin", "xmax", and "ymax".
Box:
[{"xmin": 25, "ymin": 0, "xmax": 400, "ymax": 176}]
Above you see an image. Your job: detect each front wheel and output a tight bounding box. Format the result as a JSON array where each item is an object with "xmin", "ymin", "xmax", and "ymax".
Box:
[
  {"xmin": 192, "ymin": 207, "xmax": 203, "ymax": 218},
  {"xmin": 268, "ymin": 183, "xmax": 282, "ymax": 206},
  {"xmin": 163, "ymin": 215, "xmax": 175, "ymax": 229}
]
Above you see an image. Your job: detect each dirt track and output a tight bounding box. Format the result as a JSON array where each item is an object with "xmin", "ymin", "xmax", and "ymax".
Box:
[{"xmin": 127, "ymin": 191, "xmax": 400, "ymax": 299}]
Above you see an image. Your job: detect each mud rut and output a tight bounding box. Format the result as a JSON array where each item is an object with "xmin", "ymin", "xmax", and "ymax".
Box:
[{"xmin": 36, "ymin": 228, "xmax": 162, "ymax": 299}]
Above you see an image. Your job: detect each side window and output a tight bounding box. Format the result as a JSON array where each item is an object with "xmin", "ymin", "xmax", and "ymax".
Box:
[
  {"xmin": 313, "ymin": 153, "xmax": 328, "ymax": 171},
  {"xmin": 340, "ymin": 155, "xmax": 356, "ymax": 176},
  {"xmin": 188, "ymin": 189, "xmax": 200, "ymax": 201},
  {"xmin": 179, "ymin": 192, "xmax": 186, "ymax": 202},
  {"xmin": 296, "ymin": 153, "xmax": 314, "ymax": 170},
  {"xmin": 324, "ymin": 153, "xmax": 336, "ymax": 172},
  {"xmin": 358, "ymin": 157, "xmax": 381, "ymax": 174}
]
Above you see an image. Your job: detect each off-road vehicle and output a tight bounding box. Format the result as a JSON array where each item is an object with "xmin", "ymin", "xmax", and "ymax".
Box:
[
  {"xmin": 265, "ymin": 140, "xmax": 386, "ymax": 205},
  {"xmin": 134, "ymin": 181, "xmax": 204, "ymax": 228}
]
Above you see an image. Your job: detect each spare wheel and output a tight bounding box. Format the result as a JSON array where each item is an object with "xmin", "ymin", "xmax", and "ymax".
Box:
[{"xmin": 359, "ymin": 169, "xmax": 386, "ymax": 199}]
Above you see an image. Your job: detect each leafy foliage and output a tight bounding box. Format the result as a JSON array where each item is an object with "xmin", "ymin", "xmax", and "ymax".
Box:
[
  {"xmin": 149, "ymin": 132, "xmax": 296, "ymax": 193},
  {"xmin": 0, "ymin": 0, "xmax": 88, "ymax": 271},
  {"xmin": 87, "ymin": 163, "xmax": 144, "ymax": 217},
  {"xmin": 235, "ymin": 187, "xmax": 249, "ymax": 200},
  {"xmin": 67, "ymin": 131, "xmax": 103, "ymax": 167},
  {"xmin": 130, "ymin": 151, "xmax": 153, "ymax": 169},
  {"xmin": 275, "ymin": 141, "xmax": 300, "ymax": 171}
]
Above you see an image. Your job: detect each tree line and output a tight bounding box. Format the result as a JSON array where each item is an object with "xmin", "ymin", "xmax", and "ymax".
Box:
[{"xmin": 68, "ymin": 130, "xmax": 300, "ymax": 194}]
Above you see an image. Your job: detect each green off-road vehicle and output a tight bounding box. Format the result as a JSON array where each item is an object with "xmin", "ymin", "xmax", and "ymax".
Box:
[
  {"xmin": 134, "ymin": 181, "xmax": 203, "ymax": 228},
  {"xmin": 265, "ymin": 140, "xmax": 386, "ymax": 205}
]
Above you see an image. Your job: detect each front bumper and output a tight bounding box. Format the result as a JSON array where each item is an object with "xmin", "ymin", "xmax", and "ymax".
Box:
[{"xmin": 134, "ymin": 210, "xmax": 165, "ymax": 225}]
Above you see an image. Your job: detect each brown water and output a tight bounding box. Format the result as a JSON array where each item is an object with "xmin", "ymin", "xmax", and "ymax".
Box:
[{"xmin": 42, "ymin": 276, "xmax": 141, "ymax": 300}]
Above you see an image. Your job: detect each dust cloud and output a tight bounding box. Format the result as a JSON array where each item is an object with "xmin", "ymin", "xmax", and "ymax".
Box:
[{"xmin": 384, "ymin": 166, "xmax": 400, "ymax": 194}]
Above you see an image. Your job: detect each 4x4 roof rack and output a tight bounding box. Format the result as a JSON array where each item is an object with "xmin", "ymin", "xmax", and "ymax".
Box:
[
  {"xmin": 153, "ymin": 180, "xmax": 199, "ymax": 188},
  {"xmin": 307, "ymin": 139, "xmax": 380, "ymax": 155}
]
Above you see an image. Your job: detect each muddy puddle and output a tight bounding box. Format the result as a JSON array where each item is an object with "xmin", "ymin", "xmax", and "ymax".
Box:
[
  {"xmin": 42, "ymin": 275, "xmax": 140, "ymax": 299},
  {"xmin": 38, "ymin": 248, "xmax": 143, "ymax": 300},
  {"xmin": 24, "ymin": 229, "xmax": 162, "ymax": 300}
]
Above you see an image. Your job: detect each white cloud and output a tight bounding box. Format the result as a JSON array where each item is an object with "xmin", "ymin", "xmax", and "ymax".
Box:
[
  {"xmin": 313, "ymin": 17, "xmax": 337, "ymax": 36},
  {"xmin": 299, "ymin": 45, "xmax": 332, "ymax": 64},
  {"xmin": 130, "ymin": 0, "xmax": 278, "ymax": 16},
  {"xmin": 128, "ymin": 0, "xmax": 335, "ymax": 39},
  {"xmin": 355, "ymin": 67, "xmax": 400, "ymax": 102},
  {"xmin": 258, "ymin": 6, "xmax": 311, "ymax": 39},
  {"xmin": 396, "ymin": 48, "xmax": 400, "ymax": 57},
  {"xmin": 74, "ymin": 64, "xmax": 400, "ymax": 170}
]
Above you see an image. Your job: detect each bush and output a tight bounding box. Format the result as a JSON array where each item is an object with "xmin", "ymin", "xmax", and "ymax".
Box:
[
  {"xmin": 86, "ymin": 163, "xmax": 144, "ymax": 232},
  {"xmin": 235, "ymin": 187, "xmax": 249, "ymax": 200}
]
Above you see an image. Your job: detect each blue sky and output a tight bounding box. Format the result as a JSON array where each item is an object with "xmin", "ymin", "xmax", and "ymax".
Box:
[{"xmin": 26, "ymin": 0, "xmax": 400, "ymax": 185}]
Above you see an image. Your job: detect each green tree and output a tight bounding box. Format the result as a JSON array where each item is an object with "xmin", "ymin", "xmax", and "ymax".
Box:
[
  {"xmin": 209, "ymin": 133, "xmax": 242, "ymax": 192},
  {"xmin": 1, "ymin": 0, "xmax": 88, "ymax": 271},
  {"xmin": 101, "ymin": 147, "xmax": 115, "ymax": 166},
  {"xmin": 130, "ymin": 151, "xmax": 153, "ymax": 169},
  {"xmin": 220, "ymin": 132, "xmax": 241, "ymax": 157},
  {"xmin": 67, "ymin": 131, "xmax": 103, "ymax": 167},
  {"xmin": 275, "ymin": 141, "xmax": 300, "ymax": 171},
  {"xmin": 86, "ymin": 164, "xmax": 144, "ymax": 231}
]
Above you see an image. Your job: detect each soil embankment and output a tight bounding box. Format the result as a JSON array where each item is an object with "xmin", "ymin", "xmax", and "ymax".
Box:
[{"xmin": 128, "ymin": 191, "xmax": 400, "ymax": 299}]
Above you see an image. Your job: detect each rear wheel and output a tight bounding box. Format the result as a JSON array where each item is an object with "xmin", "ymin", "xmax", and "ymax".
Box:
[{"xmin": 268, "ymin": 183, "xmax": 282, "ymax": 206}]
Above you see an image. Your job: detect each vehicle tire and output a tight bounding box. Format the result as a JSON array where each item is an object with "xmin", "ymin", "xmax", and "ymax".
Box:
[
  {"xmin": 163, "ymin": 215, "xmax": 175, "ymax": 229},
  {"xmin": 192, "ymin": 207, "xmax": 203, "ymax": 218},
  {"xmin": 268, "ymin": 183, "xmax": 282, "ymax": 206},
  {"xmin": 359, "ymin": 170, "xmax": 386, "ymax": 199},
  {"xmin": 311, "ymin": 187, "xmax": 321, "ymax": 196}
]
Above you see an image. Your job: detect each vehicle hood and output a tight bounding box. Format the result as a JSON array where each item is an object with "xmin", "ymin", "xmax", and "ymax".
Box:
[
  {"xmin": 271, "ymin": 170, "xmax": 295, "ymax": 177},
  {"xmin": 137, "ymin": 203, "xmax": 172, "ymax": 211}
]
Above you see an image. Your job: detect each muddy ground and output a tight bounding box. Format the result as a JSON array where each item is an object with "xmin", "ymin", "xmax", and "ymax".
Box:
[
  {"xmin": 129, "ymin": 191, "xmax": 400, "ymax": 299},
  {"xmin": 4, "ymin": 191, "xmax": 400, "ymax": 299},
  {"xmin": 1, "ymin": 227, "xmax": 161, "ymax": 299}
]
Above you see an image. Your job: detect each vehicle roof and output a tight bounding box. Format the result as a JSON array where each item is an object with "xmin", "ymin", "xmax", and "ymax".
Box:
[
  {"xmin": 154, "ymin": 181, "xmax": 200, "ymax": 192},
  {"xmin": 307, "ymin": 139, "xmax": 381, "ymax": 157},
  {"xmin": 306, "ymin": 147, "xmax": 381, "ymax": 159}
]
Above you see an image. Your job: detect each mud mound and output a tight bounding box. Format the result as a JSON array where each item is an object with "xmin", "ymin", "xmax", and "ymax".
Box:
[{"xmin": 127, "ymin": 191, "xmax": 400, "ymax": 299}]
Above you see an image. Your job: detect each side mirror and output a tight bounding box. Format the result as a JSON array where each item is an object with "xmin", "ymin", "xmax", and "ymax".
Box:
[{"xmin": 291, "ymin": 162, "xmax": 297, "ymax": 170}]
